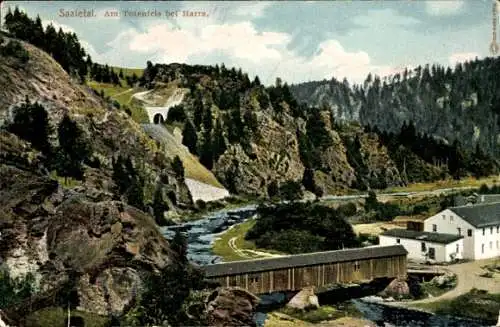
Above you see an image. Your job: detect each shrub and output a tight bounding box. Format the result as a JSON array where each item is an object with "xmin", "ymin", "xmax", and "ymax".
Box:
[
  {"xmin": 0, "ymin": 270, "xmax": 36, "ymax": 309},
  {"xmin": 167, "ymin": 105, "xmax": 187, "ymax": 123},
  {"xmin": 195, "ymin": 199, "xmax": 206, "ymax": 210},
  {"xmin": 0, "ymin": 40, "xmax": 29, "ymax": 63},
  {"xmin": 278, "ymin": 180, "xmax": 303, "ymax": 201},
  {"xmin": 338, "ymin": 202, "xmax": 357, "ymax": 217}
]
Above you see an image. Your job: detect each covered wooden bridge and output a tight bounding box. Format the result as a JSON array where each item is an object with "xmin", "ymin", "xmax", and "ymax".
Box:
[{"xmin": 203, "ymin": 245, "xmax": 408, "ymax": 294}]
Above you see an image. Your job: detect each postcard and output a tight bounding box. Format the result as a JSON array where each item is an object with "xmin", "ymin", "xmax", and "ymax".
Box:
[{"xmin": 0, "ymin": 1, "xmax": 499, "ymax": 327}]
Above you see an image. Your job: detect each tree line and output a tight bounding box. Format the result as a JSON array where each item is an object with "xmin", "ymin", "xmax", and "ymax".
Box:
[{"xmin": 4, "ymin": 7, "xmax": 90, "ymax": 82}]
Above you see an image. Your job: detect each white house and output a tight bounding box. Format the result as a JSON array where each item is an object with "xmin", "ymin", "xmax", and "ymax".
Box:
[
  {"xmin": 423, "ymin": 202, "xmax": 500, "ymax": 260},
  {"xmin": 379, "ymin": 229, "xmax": 464, "ymax": 262}
]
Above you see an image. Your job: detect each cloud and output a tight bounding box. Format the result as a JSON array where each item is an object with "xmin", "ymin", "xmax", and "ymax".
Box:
[
  {"xmin": 126, "ymin": 22, "xmax": 289, "ymax": 63},
  {"xmin": 449, "ymin": 52, "xmax": 479, "ymax": 66},
  {"xmin": 353, "ymin": 9, "xmax": 421, "ymax": 27},
  {"xmin": 93, "ymin": 20, "xmax": 398, "ymax": 84},
  {"xmin": 425, "ymin": 1, "xmax": 465, "ymax": 16}
]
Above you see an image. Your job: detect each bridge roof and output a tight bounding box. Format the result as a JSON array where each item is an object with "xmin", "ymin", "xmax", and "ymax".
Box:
[{"xmin": 203, "ymin": 245, "xmax": 407, "ymax": 277}]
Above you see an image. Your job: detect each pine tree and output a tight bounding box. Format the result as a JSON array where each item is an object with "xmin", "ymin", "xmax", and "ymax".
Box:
[
  {"xmin": 182, "ymin": 121, "xmax": 198, "ymax": 154},
  {"xmin": 171, "ymin": 156, "xmax": 185, "ymax": 179},
  {"xmin": 119, "ymin": 69, "xmax": 124, "ymax": 79},
  {"xmin": 152, "ymin": 186, "xmax": 169, "ymax": 226},
  {"xmin": 253, "ymin": 76, "xmax": 261, "ymax": 86},
  {"xmin": 212, "ymin": 119, "xmax": 227, "ymax": 162},
  {"xmin": 56, "ymin": 114, "xmax": 91, "ymax": 179},
  {"xmin": 170, "ymin": 230, "xmax": 188, "ymax": 264},
  {"xmin": 7, "ymin": 100, "xmax": 53, "ymax": 156}
]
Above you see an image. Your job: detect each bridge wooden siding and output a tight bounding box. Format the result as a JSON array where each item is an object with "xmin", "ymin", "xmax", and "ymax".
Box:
[{"xmin": 204, "ymin": 245, "xmax": 407, "ymax": 294}]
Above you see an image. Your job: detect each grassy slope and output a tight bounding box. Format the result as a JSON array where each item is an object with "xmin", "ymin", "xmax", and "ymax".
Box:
[
  {"xmin": 25, "ymin": 307, "xmax": 109, "ymax": 327},
  {"xmin": 385, "ymin": 175, "xmax": 499, "ymax": 193},
  {"xmin": 87, "ymin": 81, "xmax": 149, "ymax": 123},
  {"xmin": 213, "ymin": 219, "xmax": 259, "ymax": 261},
  {"xmin": 212, "ymin": 219, "xmax": 284, "ymax": 261}
]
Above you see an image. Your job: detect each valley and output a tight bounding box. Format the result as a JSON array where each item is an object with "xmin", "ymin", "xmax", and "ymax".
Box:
[{"xmin": 0, "ymin": 3, "xmax": 500, "ymax": 327}]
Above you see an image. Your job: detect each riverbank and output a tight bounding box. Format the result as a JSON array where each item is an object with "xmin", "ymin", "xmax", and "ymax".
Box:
[{"xmin": 264, "ymin": 311, "xmax": 376, "ymax": 327}]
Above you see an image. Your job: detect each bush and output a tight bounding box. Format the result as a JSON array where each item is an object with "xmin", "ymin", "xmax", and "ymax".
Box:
[
  {"xmin": 0, "ymin": 40, "xmax": 29, "ymax": 63},
  {"xmin": 0, "ymin": 270, "xmax": 36, "ymax": 309},
  {"xmin": 338, "ymin": 202, "xmax": 357, "ymax": 217},
  {"xmin": 167, "ymin": 105, "xmax": 187, "ymax": 123},
  {"xmin": 195, "ymin": 199, "xmax": 206, "ymax": 210},
  {"xmin": 412, "ymin": 204, "xmax": 429, "ymax": 215},
  {"xmin": 278, "ymin": 180, "xmax": 303, "ymax": 201}
]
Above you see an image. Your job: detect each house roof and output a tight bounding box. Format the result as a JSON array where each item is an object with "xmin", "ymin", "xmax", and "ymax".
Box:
[
  {"xmin": 380, "ymin": 229, "xmax": 463, "ymax": 244},
  {"xmin": 449, "ymin": 202, "xmax": 500, "ymax": 228},
  {"xmin": 478, "ymin": 194, "xmax": 500, "ymax": 204},
  {"xmin": 203, "ymin": 245, "xmax": 407, "ymax": 278}
]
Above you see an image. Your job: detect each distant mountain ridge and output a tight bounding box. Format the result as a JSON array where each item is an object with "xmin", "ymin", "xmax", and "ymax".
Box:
[{"xmin": 290, "ymin": 58, "xmax": 500, "ymax": 159}]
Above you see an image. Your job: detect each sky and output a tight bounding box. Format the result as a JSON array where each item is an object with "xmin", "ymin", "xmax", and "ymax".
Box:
[{"xmin": 0, "ymin": 0, "xmax": 497, "ymax": 85}]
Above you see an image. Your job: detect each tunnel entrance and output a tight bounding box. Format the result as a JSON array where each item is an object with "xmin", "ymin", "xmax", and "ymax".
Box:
[{"xmin": 153, "ymin": 113, "xmax": 165, "ymax": 124}]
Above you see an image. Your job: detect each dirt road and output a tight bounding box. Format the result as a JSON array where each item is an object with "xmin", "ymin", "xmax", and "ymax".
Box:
[{"xmin": 394, "ymin": 258, "xmax": 500, "ymax": 307}]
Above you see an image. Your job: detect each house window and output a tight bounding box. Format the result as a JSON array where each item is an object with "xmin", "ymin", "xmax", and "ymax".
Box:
[
  {"xmin": 353, "ymin": 262, "xmax": 361, "ymax": 271},
  {"xmin": 491, "ymin": 227, "xmax": 494, "ymax": 235},
  {"xmin": 421, "ymin": 242, "xmax": 426, "ymax": 252},
  {"xmin": 432, "ymin": 224, "xmax": 437, "ymax": 232},
  {"xmin": 490, "ymin": 241, "xmax": 493, "ymax": 249},
  {"xmin": 468, "ymin": 229, "xmax": 473, "ymax": 237},
  {"xmin": 497, "ymin": 226, "xmax": 499, "ymax": 233},
  {"xmin": 456, "ymin": 244, "xmax": 459, "ymax": 253},
  {"xmin": 396, "ymin": 239, "xmax": 400, "ymax": 244},
  {"xmin": 442, "ymin": 215, "xmax": 446, "ymax": 220},
  {"xmin": 457, "ymin": 228, "xmax": 461, "ymax": 236},
  {"xmin": 450, "ymin": 216, "xmax": 453, "ymax": 222},
  {"xmin": 483, "ymin": 228, "xmax": 485, "ymax": 236},
  {"xmin": 482, "ymin": 244, "xmax": 485, "ymax": 254}
]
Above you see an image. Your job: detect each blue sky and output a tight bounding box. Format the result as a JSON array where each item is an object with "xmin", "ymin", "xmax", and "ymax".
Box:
[{"xmin": 1, "ymin": 1, "xmax": 496, "ymax": 84}]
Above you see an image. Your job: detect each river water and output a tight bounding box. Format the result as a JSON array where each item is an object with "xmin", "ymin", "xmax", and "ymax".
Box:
[{"xmin": 162, "ymin": 205, "xmax": 495, "ymax": 327}]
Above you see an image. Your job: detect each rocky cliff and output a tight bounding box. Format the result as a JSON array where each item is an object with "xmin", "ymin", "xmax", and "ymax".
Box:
[
  {"xmin": 0, "ymin": 35, "xmax": 192, "ymax": 320},
  {"xmin": 138, "ymin": 64, "xmax": 423, "ymax": 197}
]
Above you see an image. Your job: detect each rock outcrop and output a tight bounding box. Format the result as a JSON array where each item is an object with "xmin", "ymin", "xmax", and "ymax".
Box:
[
  {"xmin": 286, "ymin": 286, "xmax": 320, "ymax": 311},
  {"xmin": 0, "ymin": 133, "xmax": 175, "ymax": 319},
  {"xmin": 205, "ymin": 287, "xmax": 260, "ymax": 327},
  {"xmin": 379, "ymin": 278, "xmax": 410, "ymax": 299}
]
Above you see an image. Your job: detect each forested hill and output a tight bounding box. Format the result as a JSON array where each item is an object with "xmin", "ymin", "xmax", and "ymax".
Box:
[
  {"xmin": 140, "ymin": 60, "xmax": 498, "ymax": 197},
  {"xmin": 290, "ymin": 59, "xmax": 500, "ymax": 159}
]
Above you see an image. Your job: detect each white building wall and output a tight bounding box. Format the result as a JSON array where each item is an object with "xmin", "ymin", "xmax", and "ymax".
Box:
[
  {"xmin": 379, "ymin": 235, "xmax": 463, "ymax": 262},
  {"xmin": 445, "ymin": 240, "xmax": 463, "ymax": 261},
  {"xmin": 424, "ymin": 209, "xmax": 500, "ymax": 260},
  {"xmin": 424, "ymin": 209, "xmax": 476, "ymax": 259},
  {"xmin": 473, "ymin": 226, "xmax": 500, "ymax": 260}
]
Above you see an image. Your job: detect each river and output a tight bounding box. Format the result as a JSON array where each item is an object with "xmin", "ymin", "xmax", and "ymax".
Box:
[{"xmin": 162, "ymin": 204, "xmax": 495, "ymax": 327}]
